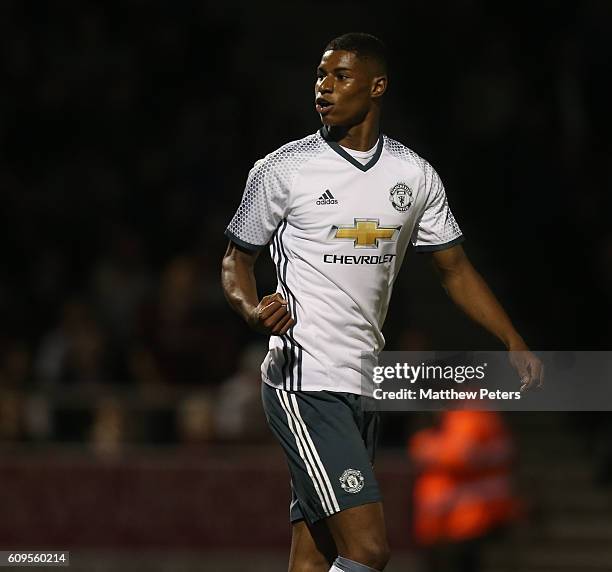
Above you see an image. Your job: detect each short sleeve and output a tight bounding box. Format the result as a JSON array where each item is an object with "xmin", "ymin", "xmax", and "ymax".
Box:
[
  {"xmin": 411, "ymin": 167, "xmax": 464, "ymax": 252},
  {"xmin": 225, "ymin": 157, "xmax": 290, "ymax": 251}
]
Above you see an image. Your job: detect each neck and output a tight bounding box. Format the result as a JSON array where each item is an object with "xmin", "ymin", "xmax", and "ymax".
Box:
[{"xmin": 322, "ymin": 110, "xmax": 380, "ymax": 151}]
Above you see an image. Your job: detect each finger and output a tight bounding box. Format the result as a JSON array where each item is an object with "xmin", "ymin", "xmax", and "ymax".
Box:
[
  {"xmin": 258, "ymin": 293, "xmax": 276, "ymax": 307},
  {"xmin": 259, "ymin": 300, "xmax": 284, "ymax": 319},
  {"xmin": 519, "ymin": 368, "xmax": 532, "ymax": 392},
  {"xmin": 527, "ymin": 359, "xmax": 544, "ymax": 390},
  {"xmin": 271, "ymin": 313, "xmax": 294, "ymax": 335},
  {"xmin": 511, "ymin": 352, "xmax": 530, "ymax": 392},
  {"xmin": 263, "ymin": 305, "xmax": 290, "ymax": 328},
  {"xmin": 259, "ymin": 291, "xmax": 288, "ymax": 310},
  {"xmin": 520, "ymin": 376, "xmax": 530, "ymax": 393},
  {"xmin": 518, "ymin": 368, "xmax": 530, "ymax": 392},
  {"xmin": 535, "ymin": 361, "xmax": 544, "ymax": 388},
  {"xmin": 264, "ymin": 292, "xmax": 287, "ymax": 305},
  {"xmin": 273, "ymin": 292, "xmax": 288, "ymax": 304},
  {"xmin": 524, "ymin": 369, "xmax": 539, "ymax": 391},
  {"xmin": 277, "ymin": 317, "xmax": 296, "ymax": 336},
  {"xmin": 521, "ymin": 368, "xmax": 541, "ymax": 392}
]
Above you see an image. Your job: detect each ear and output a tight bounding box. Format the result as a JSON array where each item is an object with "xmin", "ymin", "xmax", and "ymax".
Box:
[{"xmin": 371, "ymin": 75, "xmax": 388, "ymax": 99}]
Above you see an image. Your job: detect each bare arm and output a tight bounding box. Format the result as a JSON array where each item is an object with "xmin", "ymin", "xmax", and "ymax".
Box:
[
  {"xmin": 430, "ymin": 244, "xmax": 543, "ymax": 390},
  {"xmin": 221, "ymin": 241, "xmax": 295, "ymax": 335}
]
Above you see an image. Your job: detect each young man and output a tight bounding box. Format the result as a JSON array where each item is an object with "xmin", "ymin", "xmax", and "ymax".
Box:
[{"xmin": 221, "ymin": 33, "xmax": 543, "ymax": 572}]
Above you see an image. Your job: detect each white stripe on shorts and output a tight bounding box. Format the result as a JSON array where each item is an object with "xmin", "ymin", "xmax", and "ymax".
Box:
[
  {"xmin": 288, "ymin": 393, "xmax": 340, "ymax": 513},
  {"xmin": 275, "ymin": 389, "xmax": 332, "ymax": 516}
]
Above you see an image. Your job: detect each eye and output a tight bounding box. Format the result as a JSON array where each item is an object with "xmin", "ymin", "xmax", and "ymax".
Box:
[{"xmin": 337, "ymin": 74, "xmax": 349, "ymax": 80}]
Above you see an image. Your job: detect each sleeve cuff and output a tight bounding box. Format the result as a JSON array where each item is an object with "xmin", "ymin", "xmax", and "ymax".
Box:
[
  {"xmin": 413, "ymin": 235, "xmax": 465, "ymax": 253},
  {"xmin": 224, "ymin": 229, "xmax": 267, "ymax": 252}
]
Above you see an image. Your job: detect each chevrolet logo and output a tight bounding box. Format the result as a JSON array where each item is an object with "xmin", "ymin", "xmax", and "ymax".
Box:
[{"xmin": 331, "ymin": 219, "xmax": 401, "ymax": 249}]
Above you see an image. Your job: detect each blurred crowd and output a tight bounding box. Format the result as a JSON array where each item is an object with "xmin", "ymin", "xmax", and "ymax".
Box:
[{"xmin": 0, "ymin": 1, "xmax": 611, "ymax": 452}]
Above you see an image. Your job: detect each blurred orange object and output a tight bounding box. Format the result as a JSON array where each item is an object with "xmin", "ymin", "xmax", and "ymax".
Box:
[{"xmin": 409, "ymin": 410, "xmax": 521, "ymax": 545}]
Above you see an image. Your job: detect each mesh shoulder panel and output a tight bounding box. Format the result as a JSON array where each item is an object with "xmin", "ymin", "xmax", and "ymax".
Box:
[
  {"xmin": 226, "ymin": 133, "xmax": 326, "ymax": 249},
  {"xmin": 384, "ymin": 135, "xmax": 441, "ymax": 194},
  {"xmin": 384, "ymin": 135, "xmax": 463, "ymax": 249}
]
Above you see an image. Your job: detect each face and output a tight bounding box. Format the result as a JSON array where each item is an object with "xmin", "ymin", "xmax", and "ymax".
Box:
[{"xmin": 315, "ymin": 50, "xmax": 386, "ymax": 127}]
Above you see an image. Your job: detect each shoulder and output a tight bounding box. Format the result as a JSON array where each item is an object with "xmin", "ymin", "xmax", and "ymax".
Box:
[
  {"xmin": 383, "ymin": 135, "xmax": 440, "ymax": 183},
  {"xmin": 252, "ymin": 132, "xmax": 326, "ymax": 176}
]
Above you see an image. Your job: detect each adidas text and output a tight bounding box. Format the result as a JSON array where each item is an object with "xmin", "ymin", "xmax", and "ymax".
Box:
[{"xmin": 316, "ymin": 190, "xmax": 338, "ymax": 205}]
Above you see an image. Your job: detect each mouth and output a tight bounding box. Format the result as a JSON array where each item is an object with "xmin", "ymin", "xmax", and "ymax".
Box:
[{"xmin": 315, "ymin": 97, "xmax": 334, "ymax": 115}]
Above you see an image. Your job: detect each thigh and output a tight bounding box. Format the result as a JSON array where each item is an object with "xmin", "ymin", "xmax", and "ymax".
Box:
[
  {"xmin": 289, "ymin": 520, "xmax": 336, "ymax": 572},
  {"xmin": 325, "ymin": 501, "xmax": 388, "ymax": 558}
]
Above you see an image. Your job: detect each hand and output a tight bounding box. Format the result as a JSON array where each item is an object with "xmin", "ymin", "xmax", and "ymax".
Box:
[
  {"xmin": 247, "ymin": 292, "xmax": 296, "ymax": 336},
  {"xmin": 507, "ymin": 342, "xmax": 544, "ymax": 392}
]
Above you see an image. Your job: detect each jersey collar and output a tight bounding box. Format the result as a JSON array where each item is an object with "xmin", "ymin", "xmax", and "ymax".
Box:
[{"xmin": 319, "ymin": 127, "xmax": 384, "ymax": 172}]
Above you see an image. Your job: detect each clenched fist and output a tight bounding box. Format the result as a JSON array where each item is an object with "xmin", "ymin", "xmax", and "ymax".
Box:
[{"xmin": 248, "ymin": 292, "xmax": 296, "ymax": 336}]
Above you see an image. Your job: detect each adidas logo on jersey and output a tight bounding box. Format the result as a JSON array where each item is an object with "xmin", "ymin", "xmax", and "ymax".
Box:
[{"xmin": 316, "ymin": 190, "xmax": 338, "ymax": 205}]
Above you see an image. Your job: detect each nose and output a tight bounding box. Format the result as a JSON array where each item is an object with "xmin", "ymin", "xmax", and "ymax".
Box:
[{"xmin": 318, "ymin": 75, "xmax": 334, "ymax": 94}]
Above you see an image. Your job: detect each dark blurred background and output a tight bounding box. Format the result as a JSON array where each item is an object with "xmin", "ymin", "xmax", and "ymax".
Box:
[{"xmin": 0, "ymin": 1, "xmax": 611, "ymax": 571}]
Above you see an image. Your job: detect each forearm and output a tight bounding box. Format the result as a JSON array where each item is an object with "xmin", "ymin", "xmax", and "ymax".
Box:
[
  {"xmin": 221, "ymin": 245, "xmax": 259, "ymax": 324},
  {"xmin": 439, "ymin": 260, "xmax": 526, "ymax": 350},
  {"xmin": 221, "ymin": 241, "xmax": 295, "ymax": 336},
  {"xmin": 431, "ymin": 245, "xmax": 543, "ymax": 387}
]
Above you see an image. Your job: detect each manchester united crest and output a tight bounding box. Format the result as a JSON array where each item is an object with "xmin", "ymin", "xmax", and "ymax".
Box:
[
  {"xmin": 339, "ymin": 468, "xmax": 365, "ymax": 494},
  {"xmin": 389, "ymin": 182, "xmax": 413, "ymax": 212}
]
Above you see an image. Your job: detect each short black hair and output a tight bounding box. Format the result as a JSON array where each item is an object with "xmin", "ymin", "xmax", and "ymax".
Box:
[{"xmin": 324, "ymin": 33, "xmax": 387, "ymax": 74}]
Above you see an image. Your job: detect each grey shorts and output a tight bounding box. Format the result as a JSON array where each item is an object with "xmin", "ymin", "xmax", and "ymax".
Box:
[{"xmin": 261, "ymin": 382, "xmax": 381, "ymax": 524}]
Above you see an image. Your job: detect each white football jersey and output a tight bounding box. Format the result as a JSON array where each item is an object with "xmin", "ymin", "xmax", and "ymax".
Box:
[{"xmin": 226, "ymin": 130, "xmax": 463, "ymax": 394}]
